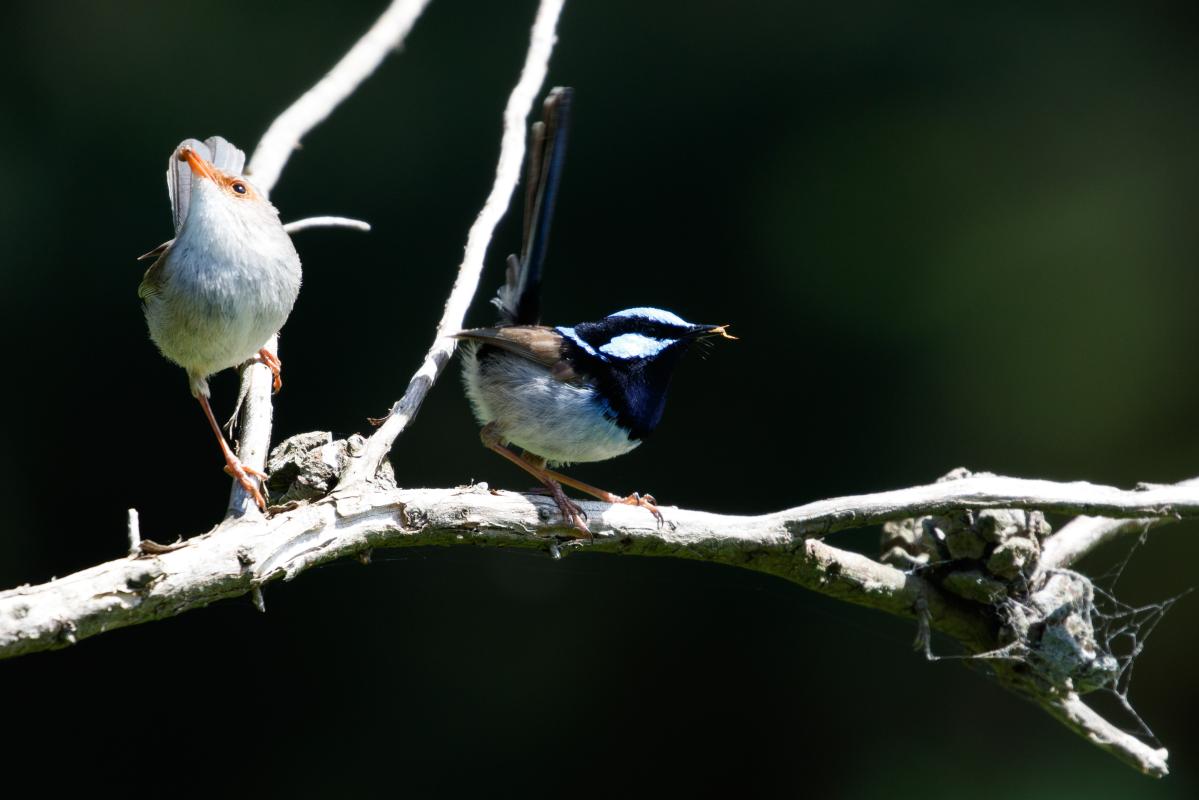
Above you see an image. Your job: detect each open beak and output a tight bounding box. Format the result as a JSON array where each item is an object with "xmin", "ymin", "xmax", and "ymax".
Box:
[{"xmin": 178, "ymin": 146, "xmax": 218, "ymax": 182}]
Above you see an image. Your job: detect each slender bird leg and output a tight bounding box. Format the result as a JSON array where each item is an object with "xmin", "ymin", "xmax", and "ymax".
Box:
[
  {"xmin": 518, "ymin": 452, "xmax": 589, "ymax": 523},
  {"xmin": 479, "ymin": 425, "xmax": 590, "ymax": 537},
  {"xmin": 198, "ymin": 394, "xmax": 268, "ymax": 511},
  {"xmin": 257, "ymin": 347, "xmax": 283, "ymax": 394},
  {"xmin": 539, "ymin": 467, "xmax": 665, "ymax": 527}
]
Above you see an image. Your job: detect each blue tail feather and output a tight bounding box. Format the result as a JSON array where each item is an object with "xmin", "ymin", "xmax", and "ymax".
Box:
[{"xmin": 495, "ymin": 87, "xmax": 573, "ymax": 326}]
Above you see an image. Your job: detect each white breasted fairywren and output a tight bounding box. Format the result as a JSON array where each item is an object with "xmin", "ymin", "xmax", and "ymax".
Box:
[
  {"xmin": 456, "ymin": 88, "xmax": 735, "ymax": 535},
  {"xmin": 139, "ymin": 137, "xmax": 302, "ymax": 511}
]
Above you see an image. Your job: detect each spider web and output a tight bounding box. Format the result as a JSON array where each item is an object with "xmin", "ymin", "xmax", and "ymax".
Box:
[
  {"xmin": 1086, "ymin": 526, "xmax": 1192, "ymax": 746},
  {"xmin": 912, "ymin": 524, "xmax": 1190, "ymax": 749}
]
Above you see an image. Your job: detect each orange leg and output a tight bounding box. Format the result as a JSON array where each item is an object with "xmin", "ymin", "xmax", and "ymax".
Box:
[
  {"xmin": 198, "ymin": 394, "xmax": 268, "ymax": 511},
  {"xmin": 480, "ymin": 425, "xmax": 589, "ymax": 537},
  {"xmin": 540, "ymin": 466, "xmax": 664, "ymax": 526},
  {"xmin": 258, "ymin": 347, "xmax": 282, "ymax": 394}
]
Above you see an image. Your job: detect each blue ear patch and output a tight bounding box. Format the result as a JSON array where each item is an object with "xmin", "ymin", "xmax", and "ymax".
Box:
[
  {"xmin": 610, "ymin": 307, "xmax": 691, "ymax": 327},
  {"xmin": 599, "ymin": 333, "xmax": 672, "ymax": 359}
]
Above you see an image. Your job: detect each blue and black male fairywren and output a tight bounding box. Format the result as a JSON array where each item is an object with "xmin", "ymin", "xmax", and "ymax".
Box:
[{"xmin": 456, "ymin": 87, "xmax": 735, "ymax": 535}]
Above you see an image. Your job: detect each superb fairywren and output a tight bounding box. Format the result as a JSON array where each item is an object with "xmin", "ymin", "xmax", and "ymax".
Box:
[
  {"xmin": 457, "ymin": 88, "xmax": 734, "ymax": 534},
  {"xmin": 139, "ymin": 137, "xmax": 301, "ymax": 511}
]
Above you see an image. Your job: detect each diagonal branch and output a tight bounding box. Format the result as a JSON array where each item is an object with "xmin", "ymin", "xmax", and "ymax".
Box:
[
  {"xmin": 224, "ymin": 0, "xmax": 434, "ymax": 517},
  {"xmin": 336, "ymin": 0, "xmax": 568, "ymax": 489},
  {"xmin": 246, "ymin": 0, "xmax": 434, "ymax": 195},
  {"xmin": 1039, "ymin": 692, "xmax": 1169, "ymax": 778}
]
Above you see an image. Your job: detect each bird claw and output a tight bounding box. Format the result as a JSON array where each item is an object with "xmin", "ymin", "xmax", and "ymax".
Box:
[
  {"xmin": 523, "ymin": 486, "xmax": 589, "ymax": 536},
  {"xmin": 561, "ymin": 511, "xmax": 591, "ymax": 538},
  {"xmin": 223, "ymin": 459, "xmax": 269, "ymax": 511},
  {"xmin": 617, "ymin": 492, "xmax": 664, "ymax": 527},
  {"xmin": 525, "ymin": 489, "xmax": 585, "ymax": 520},
  {"xmin": 545, "ymin": 485, "xmax": 591, "ymax": 538},
  {"xmin": 257, "ymin": 348, "xmax": 282, "ymax": 394}
]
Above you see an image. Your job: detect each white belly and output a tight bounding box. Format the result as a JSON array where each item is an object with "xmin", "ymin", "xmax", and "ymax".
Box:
[
  {"xmin": 462, "ymin": 344, "xmax": 639, "ymax": 466},
  {"xmin": 143, "ymin": 242, "xmax": 300, "ymax": 391}
]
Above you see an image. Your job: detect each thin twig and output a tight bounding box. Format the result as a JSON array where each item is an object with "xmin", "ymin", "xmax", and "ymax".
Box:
[
  {"xmin": 246, "ymin": 0, "xmax": 433, "ymax": 195},
  {"xmin": 283, "ymin": 216, "xmax": 372, "ymax": 234},
  {"xmin": 336, "ymin": 0, "xmax": 568, "ymax": 489},
  {"xmin": 1040, "ymin": 692, "xmax": 1169, "ymax": 778},
  {"xmin": 225, "ymin": 0, "xmax": 433, "ymax": 515},
  {"xmin": 126, "ymin": 509, "xmax": 140, "ymax": 557}
]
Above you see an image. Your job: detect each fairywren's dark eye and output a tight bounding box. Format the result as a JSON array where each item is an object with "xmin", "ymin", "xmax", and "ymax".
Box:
[{"xmin": 231, "ymin": 181, "xmax": 247, "ymax": 194}]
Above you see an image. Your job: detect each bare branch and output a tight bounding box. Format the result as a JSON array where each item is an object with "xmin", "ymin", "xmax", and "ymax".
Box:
[
  {"xmin": 1039, "ymin": 475, "xmax": 1199, "ymax": 573},
  {"xmin": 767, "ymin": 472, "xmax": 1199, "ymax": 537},
  {"xmin": 337, "ymin": 0, "xmax": 568, "ymax": 489},
  {"xmin": 1040, "ymin": 692, "xmax": 1169, "ymax": 778},
  {"xmin": 283, "ymin": 216, "xmax": 372, "ymax": 234},
  {"xmin": 224, "ymin": 0, "xmax": 432, "ymax": 515},
  {"xmin": 0, "ymin": 483, "xmax": 988, "ymax": 663},
  {"xmin": 246, "ymin": 0, "xmax": 433, "ymax": 195},
  {"xmin": 8, "ymin": 462, "xmax": 1192, "ymax": 775},
  {"xmin": 9, "ymin": 469, "xmax": 1196, "ymax": 662}
]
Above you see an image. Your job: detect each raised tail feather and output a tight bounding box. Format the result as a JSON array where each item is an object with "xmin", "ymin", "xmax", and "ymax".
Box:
[
  {"xmin": 167, "ymin": 136, "xmax": 247, "ymax": 233},
  {"xmin": 493, "ymin": 86, "xmax": 573, "ymax": 326}
]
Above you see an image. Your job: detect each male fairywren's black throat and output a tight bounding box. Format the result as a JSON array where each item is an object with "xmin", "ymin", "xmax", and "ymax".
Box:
[{"xmin": 456, "ymin": 87, "xmax": 735, "ymax": 535}]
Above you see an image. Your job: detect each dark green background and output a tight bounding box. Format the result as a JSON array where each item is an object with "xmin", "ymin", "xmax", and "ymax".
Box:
[{"xmin": 2, "ymin": 0, "xmax": 1197, "ymax": 795}]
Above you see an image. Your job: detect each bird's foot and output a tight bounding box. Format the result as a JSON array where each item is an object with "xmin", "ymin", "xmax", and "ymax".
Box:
[
  {"xmin": 479, "ymin": 433, "xmax": 590, "ymax": 538},
  {"xmin": 545, "ymin": 483, "xmax": 590, "ymax": 539},
  {"xmin": 614, "ymin": 492, "xmax": 664, "ymax": 527},
  {"xmin": 367, "ymin": 406, "xmax": 397, "ymax": 427},
  {"xmin": 526, "ymin": 487, "xmax": 594, "ymax": 537},
  {"xmin": 223, "ymin": 458, "xmax": 269, "ymax": 511},
  {"xmin": 257, "ymin": 348, "xmax": 282, "ymax": 394},
  {"xmin": 537, "ymin": 465, "xmax": 666, "ymax": 528}
]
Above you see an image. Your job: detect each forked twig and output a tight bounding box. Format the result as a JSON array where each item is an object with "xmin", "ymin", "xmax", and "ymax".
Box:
[
  {"xmin": 336, "ymin": 0, "xmax": 568, "ymax": 490},
  {"xmin": 225, "ymin": 0, "xmax": 434, "ymax": 516}
]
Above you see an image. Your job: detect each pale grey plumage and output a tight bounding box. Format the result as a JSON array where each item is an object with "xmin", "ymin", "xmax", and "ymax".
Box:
[{"xmin": 141, "ymin": 138, "xmax": 301, "ymax": 398}]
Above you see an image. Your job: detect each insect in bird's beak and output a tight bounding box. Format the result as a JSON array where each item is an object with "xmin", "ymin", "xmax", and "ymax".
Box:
[
  {"xmin": 708, "ymin": 325, "xmax": 737, "ymax": 340},
  {"xmin": 178, "ymin": 145, "xmax": 218, "ymax": 183}
]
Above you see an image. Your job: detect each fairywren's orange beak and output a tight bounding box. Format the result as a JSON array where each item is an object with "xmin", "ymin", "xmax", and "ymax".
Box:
[{"xmin": 178, "ymin": 146, "xmax": 219, "ymax": 183}]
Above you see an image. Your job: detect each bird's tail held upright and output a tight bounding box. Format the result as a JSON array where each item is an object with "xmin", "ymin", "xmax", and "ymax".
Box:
[
  {"xmin": 493, "ymin": 86, "xmax": 573, "ymax": 326},
  {"xmin": 167, "ymin": 136, "xmax": 247, "ymax": 232}
]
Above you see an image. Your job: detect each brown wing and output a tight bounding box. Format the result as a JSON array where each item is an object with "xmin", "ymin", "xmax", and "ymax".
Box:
[
  {"xmin": 138, "ymin": 249, "xmax": 169, "ymax": 301},
  {"xmin": 137, "ymin": 238, "xmax": 173, "ymax": 262},
  {"xmin": 454, "ymin": 325, "xmax": 579, "ymax": 381}
]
